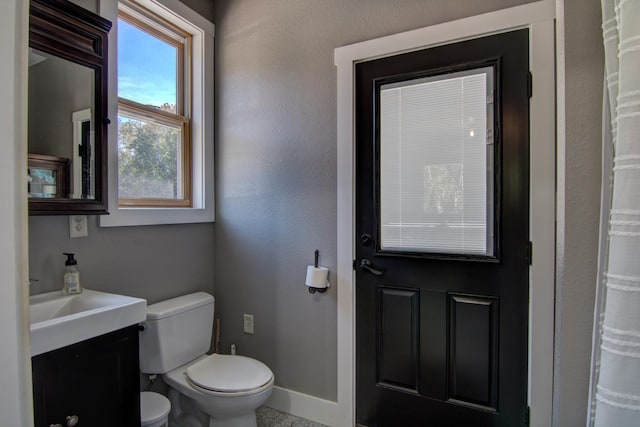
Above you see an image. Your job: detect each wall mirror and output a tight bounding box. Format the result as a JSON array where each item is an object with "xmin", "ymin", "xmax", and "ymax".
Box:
[{"xmin": 28, "ymin": 0, "xmax": 111, "ymax": 215}]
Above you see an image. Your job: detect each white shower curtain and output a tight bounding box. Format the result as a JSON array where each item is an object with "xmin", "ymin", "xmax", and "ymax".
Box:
[{"xmin": 588, "ymin": 0, "xmax": 640, "ymax": 426}]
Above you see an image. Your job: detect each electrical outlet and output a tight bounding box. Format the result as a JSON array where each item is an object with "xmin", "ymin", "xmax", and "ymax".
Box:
[
  {"xmin": 243, "ymin": 314, "xmax": 254, "ymax": 334},
  {"xmin": 69, "ymin": 215, "xmax": 88, "ymax": 238}
]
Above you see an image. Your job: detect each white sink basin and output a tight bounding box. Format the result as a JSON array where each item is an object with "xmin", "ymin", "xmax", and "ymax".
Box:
[{"xmin": 30, "ymin": 289, "xmax": 146, "ymax": 356}]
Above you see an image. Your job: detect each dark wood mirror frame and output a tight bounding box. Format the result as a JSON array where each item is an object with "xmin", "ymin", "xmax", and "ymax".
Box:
[{"xmin": 28, "ymin": 0, "xmax": 112, "ymax": 215}]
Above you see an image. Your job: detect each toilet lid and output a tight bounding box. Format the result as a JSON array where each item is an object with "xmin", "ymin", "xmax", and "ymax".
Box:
[
  {"xmin": 186, "ymin": 354, "xmax": 273, "ymax": 393},
  {"xmin": 140, "ymin": 392, "xmax": 170, "ymax": 424}
]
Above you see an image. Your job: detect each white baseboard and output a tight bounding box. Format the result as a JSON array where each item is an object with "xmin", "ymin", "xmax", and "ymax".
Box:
[{"xmin": 265, "ymin": 386, "xmax": 338, "ymax": 426}]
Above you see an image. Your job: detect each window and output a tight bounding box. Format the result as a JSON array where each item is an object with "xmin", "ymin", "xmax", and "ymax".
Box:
[
  {"xmin": 117, "ymin": 2, "xmax": 191, "ymax": 207},
  {"xmin": 101, "ymin": 0, "xmax": 214, "ymax": 227},
  {"xmin": 378, "ymin": 66, "xmax": 495, "ymax": 256}
]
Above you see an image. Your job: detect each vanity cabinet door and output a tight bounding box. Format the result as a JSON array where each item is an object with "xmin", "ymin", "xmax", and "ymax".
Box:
[{"xmin": 32, "ymin": 326, "xmax": 141, "ymax": 427}]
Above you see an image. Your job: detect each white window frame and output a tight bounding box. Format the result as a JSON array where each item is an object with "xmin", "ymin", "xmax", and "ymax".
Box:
[{"xmin": 100, "ymin": 0, "xmax": 214, "ymax": 227}]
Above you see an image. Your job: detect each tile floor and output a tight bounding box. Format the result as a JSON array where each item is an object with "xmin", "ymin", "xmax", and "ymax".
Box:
[{"xmin": 256, "ymin": 406, "xmax": 328, "ymax": 427}]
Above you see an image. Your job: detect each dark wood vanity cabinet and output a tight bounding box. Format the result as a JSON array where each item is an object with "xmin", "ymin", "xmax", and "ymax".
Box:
[{"xmin": 31, "ymin": 326, "xmax": 141, "ymax": 427}]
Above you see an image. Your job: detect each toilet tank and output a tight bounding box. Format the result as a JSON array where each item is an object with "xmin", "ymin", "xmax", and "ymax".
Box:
[{"xmin": 139, "ymin": 292, "xmax": 214, "ymax": 374}]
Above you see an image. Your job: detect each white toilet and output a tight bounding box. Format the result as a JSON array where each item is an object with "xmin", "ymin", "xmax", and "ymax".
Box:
[{"xmin": 139, "ymin": 292, "xmax": 274, "ymax": 427}]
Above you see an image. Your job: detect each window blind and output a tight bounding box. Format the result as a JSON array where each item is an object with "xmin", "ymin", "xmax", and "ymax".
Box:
[{"xmin": 379, "ymin": 67, "xmax": 494, "ymax": 255}]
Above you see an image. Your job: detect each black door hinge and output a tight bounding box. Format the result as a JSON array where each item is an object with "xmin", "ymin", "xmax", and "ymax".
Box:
[
  {"xmin": 524, "ymin": 405, "xmax": 531, "ymax": 427},
  {"xmin": 526, "ymin": 241, "xmax": 533, "ymax": 265},
  {"xmin": 353, "ymin": 259, "xmax": 357, "ymax": 271},
  {"xmin": 527, "ymin": 71, "xmax": 533, "ymax": 98}
]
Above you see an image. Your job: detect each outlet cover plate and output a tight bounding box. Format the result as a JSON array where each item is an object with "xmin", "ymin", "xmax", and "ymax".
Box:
[
  {"xmin": 243, "ymin": 314, "xmax": 254, "ymax": 334},
  {"xmin": 69, "ymin": 215, "xmax": 88, "ymax": 238}
]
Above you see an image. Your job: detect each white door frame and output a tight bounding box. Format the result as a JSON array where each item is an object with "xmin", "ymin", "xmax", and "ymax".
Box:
[
  {"xmin": 1, "ymin": 0, "xmax": 32, "ymax": 425},
  {"xmin": 334, "ymin": 2, "xmax": 556, "ymax": 426}
]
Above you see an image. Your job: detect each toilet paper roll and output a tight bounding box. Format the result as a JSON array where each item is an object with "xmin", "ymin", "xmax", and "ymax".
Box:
[{"xmin": 305, "ymin": 265, "xmax": 330, "ymax": 289}]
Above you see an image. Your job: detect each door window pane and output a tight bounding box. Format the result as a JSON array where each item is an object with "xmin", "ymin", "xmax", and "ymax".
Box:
[{"xmin": 379, "ymin": 67, "xmax": 494, "ymax": 256}]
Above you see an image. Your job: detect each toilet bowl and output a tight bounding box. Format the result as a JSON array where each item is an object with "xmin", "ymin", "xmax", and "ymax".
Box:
[
  {"xmin": 139, "ymin": 293, "xmax": 274, "ymax": 427},
  {"xmin": 165, "ymin": 354, "xmax": 273, "ymax": 427}
]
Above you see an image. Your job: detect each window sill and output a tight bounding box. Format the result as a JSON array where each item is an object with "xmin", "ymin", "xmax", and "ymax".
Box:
[{"xmin": 99, "ymin": 205, "xmax": 214, "ymax": 227}]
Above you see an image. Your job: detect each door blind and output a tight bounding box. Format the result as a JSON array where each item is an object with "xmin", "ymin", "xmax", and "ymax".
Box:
[{"xmin": 379, "ymin": 67, "xmax": 494, "ymax": 256}]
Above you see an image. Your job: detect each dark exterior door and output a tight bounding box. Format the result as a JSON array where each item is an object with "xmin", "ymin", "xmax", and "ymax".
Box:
[{"xmin": 355, "ymin": 29, "xmax": 530, "ymax": 427}]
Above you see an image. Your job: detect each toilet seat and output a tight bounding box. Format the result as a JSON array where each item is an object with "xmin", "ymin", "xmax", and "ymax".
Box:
[{"xmin": 186, "ymin": 354, "xmax": 273, "ymax": 396}]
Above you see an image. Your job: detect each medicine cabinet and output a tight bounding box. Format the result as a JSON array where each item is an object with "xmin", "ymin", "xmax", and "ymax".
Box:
[{"xmin": 28, "ymin": 0, "xmax": 111, "ymax": 215}]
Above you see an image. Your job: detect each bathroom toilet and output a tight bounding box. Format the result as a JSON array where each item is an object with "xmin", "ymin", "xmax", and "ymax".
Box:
[{"xmin": 139, "ymin": 292, "xmax": 274, "ymax": 427}]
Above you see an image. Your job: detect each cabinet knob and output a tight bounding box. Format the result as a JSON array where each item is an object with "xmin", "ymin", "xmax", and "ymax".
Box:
[
  {"xmin": 66, "ymin": 415, "xmax": 79, "ymax": 426},
  {"xmin": 49, "ymin": 424, "xmax": 62, "ymax": 427}
]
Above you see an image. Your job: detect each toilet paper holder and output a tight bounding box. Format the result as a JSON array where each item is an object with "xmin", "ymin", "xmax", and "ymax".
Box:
[{"xmin": 306, "ymin": 249, "xmax": 330, "ymax": 294}]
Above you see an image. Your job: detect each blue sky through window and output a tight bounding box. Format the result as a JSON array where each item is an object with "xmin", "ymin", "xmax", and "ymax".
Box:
[{"xmin": 118, "ymin": 18, "xmax": 177, "ymax": 109}]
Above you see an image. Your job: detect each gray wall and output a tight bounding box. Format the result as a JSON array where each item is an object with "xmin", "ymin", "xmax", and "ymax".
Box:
[
  {"xmin": 180, "ymin": 0, "xmax": 214, "ymax": 22},
  {"xmin": 70, "ymin": 0, "xmax": 98, "ymax": 14},
  {"xmin": 214, "ymin": 0, "xmax": 537, "ymax": 401},
  {"xmin": 554, "ymin": 0, "xmax": 604, "ymax": 426},
  {"xmin": 28, "ymin": 216, "xmax": 214, "ymax": 304}
]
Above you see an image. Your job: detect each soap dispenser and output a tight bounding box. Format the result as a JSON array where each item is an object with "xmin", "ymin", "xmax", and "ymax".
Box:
[{"xmin": 63, "ymin": 253, "xmax": 82, "ymax": 295}]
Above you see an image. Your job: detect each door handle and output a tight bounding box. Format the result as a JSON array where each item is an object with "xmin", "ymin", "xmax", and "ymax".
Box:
[{"xmin": 359, "ymin": 259, "xmax": 383, "ymax": 276}]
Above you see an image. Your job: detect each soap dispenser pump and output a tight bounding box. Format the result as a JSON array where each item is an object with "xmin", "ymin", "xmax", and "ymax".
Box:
[{"xmin": 63, "ymin": 253, "xmax": 82, "ymax": 295}]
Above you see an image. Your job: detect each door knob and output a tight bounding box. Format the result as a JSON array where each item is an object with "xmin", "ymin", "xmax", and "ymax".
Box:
[
  {"xmin": 359, "ymin": 259, "xmax": 383, "ymax": 276},
  {"xmin": 66, "ymin": 415, "xmax": 79, "ymax": 426}
]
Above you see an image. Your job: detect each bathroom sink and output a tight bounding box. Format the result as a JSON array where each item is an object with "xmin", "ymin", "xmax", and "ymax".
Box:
[{"xmin": 30, "ymin": 289, "xmax": 146, "ymax": 356}]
